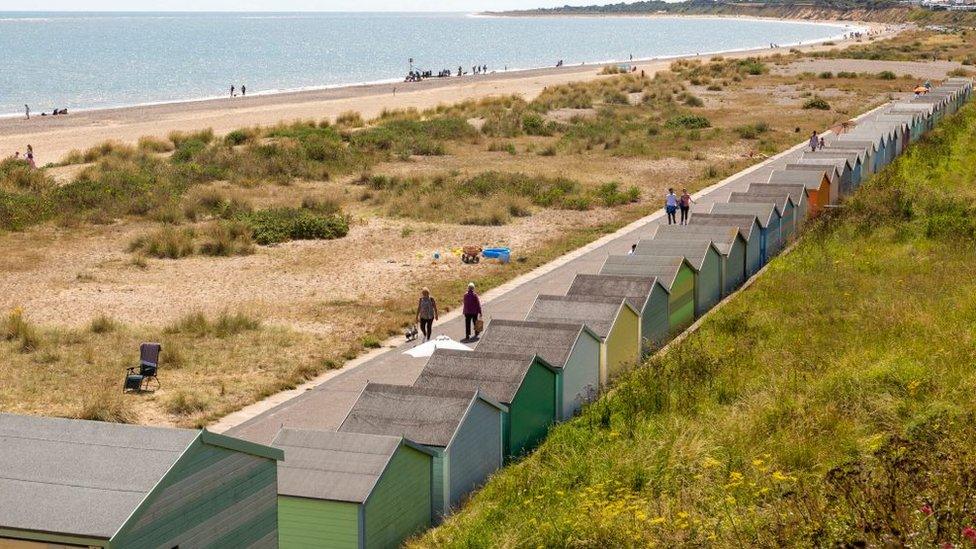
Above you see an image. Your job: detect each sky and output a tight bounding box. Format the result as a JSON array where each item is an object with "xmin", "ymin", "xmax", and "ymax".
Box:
[{"xmin": 0, "ymin": 0, "xmax": 608, "ymax": 11}]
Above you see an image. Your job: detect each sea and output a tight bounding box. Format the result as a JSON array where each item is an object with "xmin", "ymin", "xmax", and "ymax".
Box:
[{"xmin": 0, "ymin": 12, "xmax": 859, "ymax": 116}]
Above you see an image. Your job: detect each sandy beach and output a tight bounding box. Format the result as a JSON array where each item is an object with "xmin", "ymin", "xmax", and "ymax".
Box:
[{"xmin": 0, "ymin": 19, "xmax": 894, "ymax": 166}]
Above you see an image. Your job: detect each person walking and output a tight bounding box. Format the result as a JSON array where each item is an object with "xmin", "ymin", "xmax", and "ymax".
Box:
[
  {"xmin": 241, "ymin": 85, "xmax": 246, "ymax": 97},
  {"xmin": 809, "ymin": 130, "xmax": 819, "ymax": 152},
  {"xmin": 818, "ymin": 137, "xmax": 826, "ymax": 150},
  {"xmin": 416, "ymin": 287, "xmax": 438, "ymax": 342},
  {"xmin": 462, "ymin": 282, "xmax": 482, "ymax": 341},
  {"xmin": 628, "ymin": 243, "xmax": 637, "ymax": 255},
  {"xmin": 230, "ymin": 85, "xmax": 235, "ymax": 98},
  {"xmin": 24, "ymin": 105, "xmax": 29, "ymax": 120},
  {"xmin": 665, "ymin": 188, "xmax": 678, "ymax": 225},
  {"xmin": 679, "ymin": 187, "xmax": 695, "ymax": 225},
  {"xmin": 25, "ymin": 145, "xmax": 35, "ymax": 169}
]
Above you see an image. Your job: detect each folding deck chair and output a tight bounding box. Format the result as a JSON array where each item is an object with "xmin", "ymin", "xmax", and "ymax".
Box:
[{"xmin": 123, "ymin": 342, "xmax": 161, "ymax": 393}]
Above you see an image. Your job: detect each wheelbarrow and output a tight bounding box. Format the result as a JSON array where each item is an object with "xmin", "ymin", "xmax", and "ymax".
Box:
[{"xmin": 461, "ymin": 245, "xmax": 482, "ymax": 264}]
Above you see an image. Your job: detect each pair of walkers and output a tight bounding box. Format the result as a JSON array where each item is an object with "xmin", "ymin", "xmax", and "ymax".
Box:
[
  {"xmin": 414, "ymin": 283, "xmax": 483, "ymax": 342},
  {"xmin": 664, "ymin": 187, "xmax": 695, "ymax": 225}
]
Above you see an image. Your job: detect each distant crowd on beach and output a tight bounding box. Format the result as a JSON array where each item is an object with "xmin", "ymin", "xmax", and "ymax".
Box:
[
  {"xmin": 23, "ymin": 105, "xmax": 69, "ymax": 120},
  {"xmin": 404, "ymin": 64, "xmax": 493, "ymax": 82}
]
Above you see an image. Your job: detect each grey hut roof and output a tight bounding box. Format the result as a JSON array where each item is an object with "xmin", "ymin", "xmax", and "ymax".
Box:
[
  {"xmin": 525, "ymin": 294, "xmax": 629, "ymax": 339},
  {"xmin": 747, "ymin": 182, "xmax": 807, "ymax": 208},
  {"xmin": 708, "ymin": 202, "xmax": 779, "ymax": 228},
  {"xmin": 690, "ymin": 213, "xmax": 760, "ymax": 241},
  {"xmin": 768, "ymin": 169, "xmax": 829, "ymax": 190},
  {"xmin": 829, "ymin": 139, "xmax": 879, "ymax": 153},
  {"xmin": 791, "ymin": 156, "xmax": 851, "ymax": 173},
  {"xmin": 567, "ymin": 273, "xmax": 664, "ymax": 313},
  {"xmin": 632, "ymin": 238, "xmax": 715, "ymax": 270},
  {"xmin": 648, "ymin": 224, "xmax": 741, "ymax": 256},
  {"xmin": 338, "ymin": 383, "xmax": 502, "ymax": 448},
  {"xmin": 272, "ymin": 429, "xmax": 431, "ymax": 504},
  {"xmin": 600, "ymin": 255, "xmax": 689, "ymax": 290},
  {"xmin": 0, "ymin": 413, "xmax": 199, "ymax": 539},
  {"xmin": 475, "ymin": 319, "xmax": 595, "ymax": 369},
  {"xmin": 415, "ymin": 349, "xmax": 553, "ymax": 405},
  {"xmin": 803, "ymin": 149, "xmax": 864, "ymax": 166}
]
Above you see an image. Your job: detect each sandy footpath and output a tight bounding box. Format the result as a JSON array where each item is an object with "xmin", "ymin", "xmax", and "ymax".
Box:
[{"xmin": 0, "ymin": 19, "xmax": 894, "ymax": 166}]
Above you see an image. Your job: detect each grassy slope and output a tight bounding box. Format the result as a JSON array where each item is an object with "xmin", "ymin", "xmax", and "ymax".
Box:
[{"xmin": 416, "ymin": 104, "xmax": 976, "ymax": 547}]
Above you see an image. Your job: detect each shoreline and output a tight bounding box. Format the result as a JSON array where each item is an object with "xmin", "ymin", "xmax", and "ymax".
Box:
[
  {"xmin": 0, "ymin": 15, "xmax": 860, "ymax": 121},
  {"xmin": 0, "ymin": 17, "xmax": 892, "ymax": 165}
]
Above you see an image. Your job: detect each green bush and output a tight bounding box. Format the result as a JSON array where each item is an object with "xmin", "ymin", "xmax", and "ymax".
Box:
[
  {"xmin": 197, "ymin": 221, "xmax": 255, "ymax": 256},
  {"xmin": 522, "ymin": 113, "xmax": 553, "ymax": 136},
  {"xmin": 877, "ymin": 70, "xmax": 898, "ymax": 80},
  {"xmin": 665, "ymin": 114, "xmax": 711, "ymax": 129},
  {"xmin": 735, "ymin": 122, "xmax": 770, "ymax": 139},
  {"xmin": 128, "ymin": 226, "xmax": 196, "ymax": 259},
  {"xmin": 237, "ymin": 207, "xmax": 349, "ymax": 245},
  {"xmin": 803, "ymin": 96, "xmax": 831, "ymax": 110}
]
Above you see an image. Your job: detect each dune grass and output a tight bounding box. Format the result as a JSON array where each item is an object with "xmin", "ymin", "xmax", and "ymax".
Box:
[{"xmin": 416, "ymin": 103, "xmax": 976, "ymax": 548}]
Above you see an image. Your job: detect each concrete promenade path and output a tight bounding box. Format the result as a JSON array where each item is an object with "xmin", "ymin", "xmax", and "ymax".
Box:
[{"xmin": 218, "ymin": 101, "xmax": 895, "ymax": 444}]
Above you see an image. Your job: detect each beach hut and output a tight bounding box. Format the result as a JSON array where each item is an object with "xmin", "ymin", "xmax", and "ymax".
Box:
[
  {"xmin": 789, "ymin": 156, "xmax": 852, "ymax": 199},
  {"xmin": 767, "ymin": 169, "xmax": 830, "ymax": 214},
  {"xmin": 567, "ymin": 273, "xmax": 670, "ymax": 354},
  {"xmin": 828, "ymin": 139, "xmax": 879, "ymax": 175},
  {"xmin": 525, "ymin": 294, "xmax": 640, "ymax": 386},
  {"xmin": 475, "ymin": 319, "xmax": 601, "ymax": 420},
  {"xmin": 0, "ymin": 413, "xmax": 282, "ymax": 549},
  {"xmin": 414, "ymin": 349, "xmax": 558, "ymax": 458},
  {"xmin": 707, "ymin": 201, "xmax": 783, "ymax": 261},
  {"xmin": 338, "ymin": 383, "xmax": 505, "ymax": 520},
  {"xmin": 646, "ymin": 225, "xmax": 748, "ymax": 296},
  {"xmin": 837, "ymin": 135, "xmax": 887, "ymax": 171},
  {"xmin": 802, "ymin": 150, "xmax": 863, "ymax": 189},
  {"xmin": 731, "ymin": 185, "xmax": 803, "ymax": 241},
  {"xmin": 689, "ymin": 212, "xmax": 764, "ymax": 277},
  {"xmin": 600, "ymin": 255, "xmax": 696, "ymax": 336},
  {"xmin": 632, "ymin": 239, "xmax": 723, "ymax": 315},
  {"xmin": 273, "ymin": 429, "xmax": 434, "ymax": 549}
]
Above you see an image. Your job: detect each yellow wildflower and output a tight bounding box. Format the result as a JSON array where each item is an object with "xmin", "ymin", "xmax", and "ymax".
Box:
[{"xmin": 650, "ymin": 517, "xmax": 666, "ymax": 525}]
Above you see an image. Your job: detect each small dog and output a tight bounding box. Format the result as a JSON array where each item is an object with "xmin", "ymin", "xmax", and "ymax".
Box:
[{"xmin": 405, "ymin": 324, "xmax": 419, "ymax": 342}]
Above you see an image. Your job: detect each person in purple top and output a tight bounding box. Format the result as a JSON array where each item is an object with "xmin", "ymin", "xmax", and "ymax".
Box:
[{"xmin": 462, "ymin": 282, "xmax": 482, "ymax": 341}]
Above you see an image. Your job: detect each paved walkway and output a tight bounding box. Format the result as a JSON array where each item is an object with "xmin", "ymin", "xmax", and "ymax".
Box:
[{"xmin": 220, "ymin": 101, "xmax": 897, "ymax": 445}]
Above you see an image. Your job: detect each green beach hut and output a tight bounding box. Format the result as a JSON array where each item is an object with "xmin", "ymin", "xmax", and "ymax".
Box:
[
  {"xmin": 525, "ymin": 294, "xmax": 640, "ymax": 387},
  {"xmin": 273, "ymin": 429, "xmax": 434, "ymax": 549},
  {"xmin": 742, "ymin": 181, "xmax": 808, "ymax": 232},
  {"xmin": 476, "ymin": 319, "xmax": 602, "ymax": 420},
  {"xmin": 633, "ymin": 238, "xmax": 723, "ymax": 316},
  {"xmin": 648, "ymin": 224, "xmax": 749, "ymax": 296},
  {"xmin": 707, "ymin": 201, "xmax": 783, "ymax": 262},
  {"xmin": 689, "ymin": 212, "xmax": 764, "ymax": 278},
  {"xmin": 338, "ymin": 383, "xmax": 505, "ymax": 521},
  {"xmin": 567, "ymin": 273, "xmax": 670, "ymax": 355},
  {"xmin": 600, "ymin": 254, "xmax": 696, "ymax": 336},
  {"xmin": 828, "ymin": 139, "xmax": 880, "ymax": 176},
  {"xmin": 414, "ymin": 349, "xmax": 558, "ymax": 459},
  {"xmin": 0, "ymin": 413, "xmax": 282, "ymax": 549}
]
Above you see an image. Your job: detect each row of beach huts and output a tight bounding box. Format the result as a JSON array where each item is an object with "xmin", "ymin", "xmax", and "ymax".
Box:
[{"xmin": 0, "ymin": 78, "xmax": 970, "ymax": 549}]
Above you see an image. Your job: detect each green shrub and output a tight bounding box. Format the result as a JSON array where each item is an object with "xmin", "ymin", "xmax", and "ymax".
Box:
[
  {"xmin": 522, "ymin": 113, "xmax": 553, "ymax": 136},
  {"xmin": 335, "ymin": 111, "xmax": 365, "ymax": 128},
  {"xmin": 164, "ymin": 389, "xmax": 211, "ymax": 416},
  {"xmin": 837, "ymin": 71, "xmax": 858, "ymax": 78},
  {"xmin": 593, "ymin": 181, "xmax": 641, "ymax": 207},
  {"xmin": 819, "ymin": 71, "xmax": 834, "ymax": 79},
  {"xmin": 3, "ymin": 307, "xmax": 40, "ymax": 353},
  {"xmin": 88, "ymin": 314, "xmax": 118, "ymax": 334},
  {"xmin": 877, "ymin": 70, "xmax": 898, "ymax": 80},
  {"xmin": 665, "ymin": 114, "xmax": 711, "ymax": 129},
  {"xmin": 128, "ymin": 227, "xmax": 196, "ymax": 259},
  {"xmin": 224, "ymin": 128, "xmax": 258, "ymax": 146},
  {"xmin": 197, "ymin": 221, "xmax": 255, "ymax": 256},
  {"xmin": 803, "ymin": 96, "xmax": 831, "ymax": 110},
  {"xmin": 137, "ymin": 136, "xmax": 175, "ymax": 153},
  {"xmin": 734, "ymin": 122, "xmax": 770, "ymax": 139},
  {"xmin": 237, "ymin": 207, "xmax": 349, "ymax": 245}
]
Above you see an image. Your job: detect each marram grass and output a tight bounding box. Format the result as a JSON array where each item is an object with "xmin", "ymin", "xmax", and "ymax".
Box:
[{"xmin": 415, "ymin": 104, "xmax": 976, "ymax": 548}]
